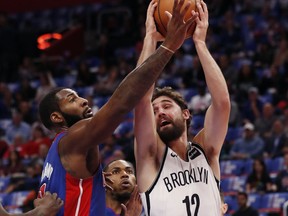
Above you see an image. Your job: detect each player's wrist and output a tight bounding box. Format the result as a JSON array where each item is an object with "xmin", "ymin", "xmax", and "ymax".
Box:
[{"xmin": 160, "ymin": 41, "xmax": 176, "ymax": 53}]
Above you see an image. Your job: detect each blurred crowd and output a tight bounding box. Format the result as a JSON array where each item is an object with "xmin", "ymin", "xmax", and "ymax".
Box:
[{"xmin": 0, "ymin": 0, "xmax": 288, "ymax": 214}]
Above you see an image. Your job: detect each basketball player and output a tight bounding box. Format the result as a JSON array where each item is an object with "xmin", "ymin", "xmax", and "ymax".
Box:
[
  {"xmin": 37, "ymin": 0, "xmax": 199, "ymax": 215},
  {"xmin": 134, "ymin": 0, "xmax": 230, "ymax": 215},
  {"xmin": 0, "ymin": 192, "xmax": 63, "ymax": 216},
  {"xmin": 104, "ymin": 160, "xmax": 142, "ymax": 216}
]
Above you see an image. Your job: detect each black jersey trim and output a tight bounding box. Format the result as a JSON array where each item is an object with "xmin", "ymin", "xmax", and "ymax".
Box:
[
  {"xmin": 146, "ymin": 146, "xmax": 168, "ymax": 194},
  {"xmin": 145, "ymin": 146, "xmax": 168, "ymax": 216},
  {"xmin": 191, "ymin": 141, "xmax": 220, "ymax": 190}
]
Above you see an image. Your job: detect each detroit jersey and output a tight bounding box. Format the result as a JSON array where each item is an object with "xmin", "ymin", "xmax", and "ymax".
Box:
[
  {"xmin": 140, "ymin": 142, "xmax": 221, "ymax": 216},
  {"xmin": 38, "ymin": 132, "xmax": 106, "ymax": 216}
]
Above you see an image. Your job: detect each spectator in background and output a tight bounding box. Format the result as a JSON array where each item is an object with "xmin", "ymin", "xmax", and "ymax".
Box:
[
  {"xmin": 0, "ymin": 149, "xmax": 25, "ymax": 177},
  {"xmin": 188, "ymin": 81, "xmax": 211, "ymax": 115},
  {"xmin": 230, "ymin": 122, "xmax": 265, "ymax": 159},
  {"xmin": 274, "ymin": 152, "xmax": 288, "ymax": 192},
  {"xmin": 20, "ymin": 125, "xmax": 51, "ymax": 158},
  {"xmin": 17, "ymin": 57, "xmax": 37, "ymax": 80},
  {"xmin": 34, "ymin": 71, "xmax": 56, "ymax": 104},
  {"xmin": 14, "ymin": 78, "xmax": 36, "ymax": 103},
  {"xmin": 0, "ymin": 83, "xmax": 13, "ymax": 119},
  {"xmin": 263, "ymin": 119, "xmax": 287, "ymax": 159},
  {"xmin": 218, "ymin": 53, "xmax": 238, "ymax": 94},
  {"xmin": 17, "ymin": 100, "xmax": 35, "ymax": 124},
  {"xmin": 0, "ymin": 128, "xmax": 8, "ymax": 159},
  {"xmin": 73, "ymin": 60, "xmax": 95, "ymax": 88},
  {"xmin": 5, "ymin": 110, "xmax": 31, "ymax": 145},
  {"xmin": 232, "ymin": 192, "xmax": 259, "ymax": 216},
  {"xmin": 245, "ymin": 158, "xmax": 275, "ymax": 194},
  {"xmin": 240, "ymin": 87, "xmax": 263, "ymax": 123},
  {"xmin": 235, "ymin": 61, "xmax": 258, "ymax": 106},
  {"xmin": 100, "ymin": 134, "xmax": 123, "ymax": 166},
  {"xmin": 94, "ymin": 65, "xmax": 122, "ymax": 97},
  {"xmin": 4, "ymin": 157, "xmax": 43, "ymax": 194},
  {"xmin": 254, "ymin": 102, "xmax": 278, "ymax": 140}
]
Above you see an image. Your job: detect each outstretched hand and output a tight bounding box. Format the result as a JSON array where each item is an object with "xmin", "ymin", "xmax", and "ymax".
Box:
[
  {"xmin": 120, "ymin": 185, "xmax": 142, "ymax": 216},
  {"xmin": 163, "ymin": 0, "xmax": 199, "ymax": 52},
  {"xmin": 192, "ymin": 0, "xmax": 209, "ymax": 44},
  {"xmin": 146, "ymin": 0, "xmax": 164, "ymax": 42}
]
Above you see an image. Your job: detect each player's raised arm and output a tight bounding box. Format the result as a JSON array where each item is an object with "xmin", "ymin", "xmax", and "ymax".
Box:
[{"xmin": 192, "ymin": 0, "xmax": 230, "ymax": 179}]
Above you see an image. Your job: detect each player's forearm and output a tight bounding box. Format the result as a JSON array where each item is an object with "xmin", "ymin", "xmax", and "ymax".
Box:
[{"xmin": 195, "ymin": 42, "xmax": 230, "ymax": 107}]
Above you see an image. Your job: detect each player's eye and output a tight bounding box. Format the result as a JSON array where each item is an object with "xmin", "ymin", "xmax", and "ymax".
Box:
[{"xmin": 112, "ymin": 170, "xmax": 119, "ymax": 174}]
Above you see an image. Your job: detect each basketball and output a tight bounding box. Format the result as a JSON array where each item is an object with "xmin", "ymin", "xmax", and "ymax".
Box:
[{"xmin": 154, "ymin": 0, "xmax": 197, "ymax": 38}]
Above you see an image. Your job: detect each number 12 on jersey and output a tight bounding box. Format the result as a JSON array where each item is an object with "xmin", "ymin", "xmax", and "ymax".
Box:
[{"xmin": 182, "ymin": 194, "xmax": 200, "ymax": 216}]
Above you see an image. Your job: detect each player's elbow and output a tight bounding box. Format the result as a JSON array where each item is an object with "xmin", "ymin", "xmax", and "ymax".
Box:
[{"xmin": 213, "ymin": 94, "xmax": 230, "ymax": 113}]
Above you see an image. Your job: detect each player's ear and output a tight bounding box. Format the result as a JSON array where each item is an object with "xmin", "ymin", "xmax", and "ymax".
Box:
[
  {"xmin": 50, "ymin": 112, "xmax": 64, "ymax": 124},
  {"xmin": 183, "ymin": 109, "xmax": 190, "ymax": 120},
  {"xmin": 222, "ymin": 203, "xmax": 228, "ymax": 214}
]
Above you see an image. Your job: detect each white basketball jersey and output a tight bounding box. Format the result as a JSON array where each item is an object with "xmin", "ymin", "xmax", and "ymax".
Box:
[{"xmin": 140, "ymin": 142, "xmax": 221, "ymax": 216}]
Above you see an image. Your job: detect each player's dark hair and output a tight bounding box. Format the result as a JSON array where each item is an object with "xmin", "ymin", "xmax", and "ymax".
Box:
[
  {"xmin": 237, "ymin": 191, "xmax": 248, "ymax": 199},
  {"xmin": 38, "ymin": 87, "xmax": 66, "ymax": 130},
  {"xmin": 103, "ymin": 159, "xmax": 135, "ymax": 174},
  {"xmin": 152, "ymin": 86, "xmax": 191, "ymax": 128}
]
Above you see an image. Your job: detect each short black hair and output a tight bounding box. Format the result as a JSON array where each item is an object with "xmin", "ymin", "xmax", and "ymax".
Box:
[
  {"xmin": 237, "ymin": 191, "xmax": 248, "ymax": 199},
  {"xmin": 38, "ymin": 87, "xmax": 66, "ymax": 130},
  {"xmin": 103, "ymin": 159, "xmax": 135, "ymax": 174}
]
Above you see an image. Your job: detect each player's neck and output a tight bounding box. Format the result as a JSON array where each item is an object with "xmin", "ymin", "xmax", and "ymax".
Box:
[
  {"xmin": 168, "ymin": 135, "xmax": 189, "ymax": 161},
  {"xmin": 106, "ymin": 197, "xmax": 123, "ymax": 215}
]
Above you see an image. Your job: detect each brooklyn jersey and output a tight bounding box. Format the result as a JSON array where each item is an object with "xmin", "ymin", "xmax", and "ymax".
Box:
[
  {"xmin": 38, "ymin": 132, "xmax": 106, "ymax": 216},
  {"xmin": 140, "ymin": 142, "xmax": 221, "ymax": 216}
]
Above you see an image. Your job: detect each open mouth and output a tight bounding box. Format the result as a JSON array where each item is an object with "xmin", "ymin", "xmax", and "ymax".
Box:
[
  {"xmin": 160, "ymin": 120, "xmax": 171, "ymax": 127},
  {"xmin": 84, "ymin": 108, "xmax": 93, "ymax": 118},
  {"xmin": 121, "ymin": 180, "xmax": 131, "ymax": 188}
]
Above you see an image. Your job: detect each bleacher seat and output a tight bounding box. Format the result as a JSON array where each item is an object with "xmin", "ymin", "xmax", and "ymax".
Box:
[
  {"xmin": 225, "ymin": 126, "xmax": 242, "ymax": 143},
  {"xmin": 265, "ymin": 157, "xmax": 284, "ymax": 177},
  {"xmin": 179, "ymin": 88, "xmax": 197, "ymax": 101},
  {"xmin": 220, "ymin": 176, "xmax": 246, "ymax": 195},
  {"xmin": 0, "ymin": 193, "xmax": 7, "ymax": 203},
  {"xmin": 190, "ymin": 114, "xmax": 204, "ymax": 135},
  {"xmin": 258, "ymin": 192, "xmax": 288, "ymax": 214},
  {"xmin": 242, "ymin": 159, "xmax": 254, "ymax": 176},
  {"xmin": 248, "ymin": 193, "xmax": 262, "ymax": 210},
  {"xmin": 2, "ymin": 191, "xmax": 31, "ymax": 211},
  {"xmin": 220, "ymin": 160, "xmax": 247, "ymax": 178},
  {"xmin": 0, "ymin": 177, "xmax": 10, "ymax": 192}
]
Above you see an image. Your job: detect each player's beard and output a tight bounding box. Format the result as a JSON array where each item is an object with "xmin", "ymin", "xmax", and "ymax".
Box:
[
  {"xmin": 61, "ymin": 112, "xmax": 84, "ymax": 127},
  {"xmin": 114, "ymin": 191, "xmax": 131, "ymax": 203},
  {"xmin": 157, "ymin": 117, "xmax": 185, "ymax": 143}
]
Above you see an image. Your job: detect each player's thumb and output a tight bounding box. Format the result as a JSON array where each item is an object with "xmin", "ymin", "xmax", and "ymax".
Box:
[
  {"xmin": 120, "ymin": 203, "xmax": 127, "ymax": 216},
  {"xmin": 164, "ymin": 11, "xmax": 172, "ymax": 21}
]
